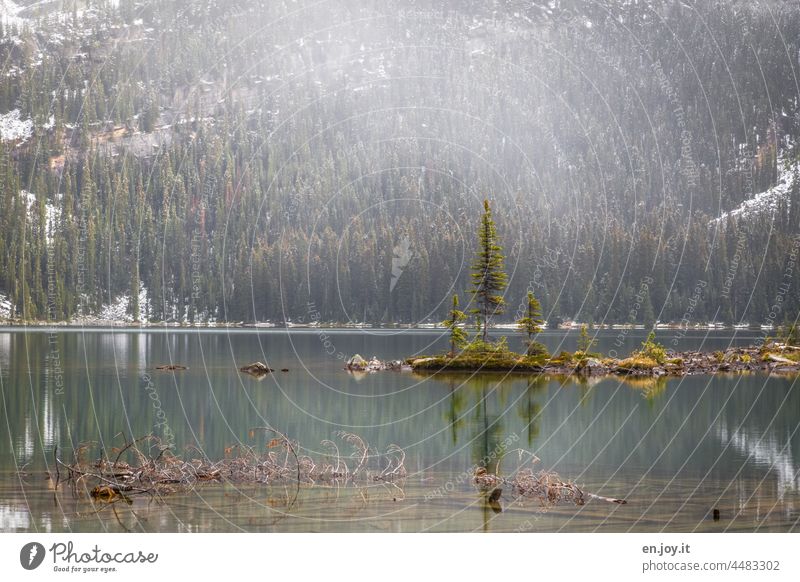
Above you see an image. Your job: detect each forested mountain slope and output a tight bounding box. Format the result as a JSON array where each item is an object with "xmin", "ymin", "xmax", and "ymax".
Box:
[{"xmin": 1, "ymin": 0, "xmax": 799, "ymax": 325}]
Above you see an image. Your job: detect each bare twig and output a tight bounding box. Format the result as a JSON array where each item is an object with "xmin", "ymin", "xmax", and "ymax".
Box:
[
  {"xmin": 53, "ymin": 446, "xmax": 60, "ymax": 490},
  {"xmin": 53, "ymin": 432, "xmax": 407, "ymax": 509}
]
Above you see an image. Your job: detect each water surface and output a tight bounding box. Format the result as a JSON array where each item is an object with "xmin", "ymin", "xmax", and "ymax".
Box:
[{"xmin": 0, "ymin": 328, "xmax": 798, "ymax": 532}]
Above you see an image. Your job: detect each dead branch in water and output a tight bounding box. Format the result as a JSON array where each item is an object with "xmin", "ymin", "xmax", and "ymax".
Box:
[
  {"xmin": 52, "ymin": 431, "xmax": 407, "ymax": 505},
  {"xmin": 474, "ymin": 450, "xmax": 627, "ymax": 508}
]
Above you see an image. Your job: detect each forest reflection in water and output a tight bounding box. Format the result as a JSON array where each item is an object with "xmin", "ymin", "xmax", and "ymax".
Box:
[{"xmin": 0, "ymin": 329, "xmax": 798, "ymax": 531}]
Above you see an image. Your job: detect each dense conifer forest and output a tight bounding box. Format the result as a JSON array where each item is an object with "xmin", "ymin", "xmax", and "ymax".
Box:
[{"xmin": 1, "ymin": 0, "xmax": 799, "ymax": 326}]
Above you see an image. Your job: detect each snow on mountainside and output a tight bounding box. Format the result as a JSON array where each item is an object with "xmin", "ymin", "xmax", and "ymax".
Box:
[
  {"xmin": 1, "ymin": 286, "xmax": 153, "ymax": 324},
  {"xmin": 0, "ymin": 1, "xmax": 24, "ymax": 28},
  {"xmin": 0, "ymin": 109, "xmax": 33, "ymax": 143},
  {"xmin": 0, "ymin": 293, "xmax": 12, "ymax": 319},
  {"xmin": 97, "ymin": 285, "xmax": 150, "ymax": 322},
  {"xmin": 711, "ymin": 157, "xmax": 799, "ymax": 225},
  {"xmin": 20, "ymin": 190, "xmax": 61, "ymax": 244},
  {"xmin": 72, "ymin": 285, "xmax": 150, "ymax": 324}
]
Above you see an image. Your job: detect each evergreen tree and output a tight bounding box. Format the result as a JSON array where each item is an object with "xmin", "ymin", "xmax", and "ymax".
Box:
[
  {"xmin": 469, "ymin": 200, "xmax": 508, "ymax": 343},
  {"xmin": 577, "ymin": 323, "xmax": 596, "ymax": 354},
  {"xmin": 442, "ymin": 294, "xmax": 468, "ymax": 355},
  {"xmin": 517, "ymin": 290, "xmax": 543, "ymax": 341}
]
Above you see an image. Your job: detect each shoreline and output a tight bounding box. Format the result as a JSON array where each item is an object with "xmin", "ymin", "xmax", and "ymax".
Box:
[
  {"xmin": 347, "ymin": 344, "xmax": 800, "ymax": 378},
  {"xmin": 0, "ymin": 320, "xmax": 776, "ymax": 332}
]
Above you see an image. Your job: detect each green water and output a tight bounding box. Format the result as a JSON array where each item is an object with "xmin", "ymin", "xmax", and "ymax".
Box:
[{"xmin": 0, "ymin": 328, "xmax": 798, "ymax": 532}]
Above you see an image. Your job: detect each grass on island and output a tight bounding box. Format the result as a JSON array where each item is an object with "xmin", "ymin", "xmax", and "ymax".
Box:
[
  {"xmin": 409, "ymin": 351, "xmax": 547, "ymax": 371},
  {"xmin": 409, "ymin": 328, "xmax": 800, "ymax": 376},
  {"xmin": 408, "ymin": 336, "xmax": 605, "ymax": 372},
  {"xmin": 616, "ymin": 355, "xmax": 659, "ymax": 370}
]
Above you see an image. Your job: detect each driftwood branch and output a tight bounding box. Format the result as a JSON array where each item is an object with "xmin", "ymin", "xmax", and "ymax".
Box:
[
  {"xmin": 53, "ymin": 432, "xmax": 407, "ymax": 505},
  {"xmin": 474, "ymin": 457, "xmax": 627, "ymax": 508}
]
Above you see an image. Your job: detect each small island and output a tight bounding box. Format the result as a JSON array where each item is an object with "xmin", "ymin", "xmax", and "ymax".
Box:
[
  {"xmin": 404, "ymin": 333, "xmax": 800, "ymax": 377},
  {"xmin": 346, "ymin": 332, "xmax": 800, "ymax": 377},
  {"xmin": 347, "ymin": 200, "xmax": 800, "ymax": 378}
]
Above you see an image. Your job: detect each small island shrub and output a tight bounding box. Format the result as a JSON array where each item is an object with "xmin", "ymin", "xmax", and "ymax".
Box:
[
  {"xmin": 525, "ymin": 340, "xmax": 550, "ymax": 359},
  {"xmin": 638, "ymin": 331, "xmax": 666, "ymax": 365}
]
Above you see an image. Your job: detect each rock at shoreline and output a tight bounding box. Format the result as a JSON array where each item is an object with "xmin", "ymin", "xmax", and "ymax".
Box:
[
  {"xmin": 580, "ymin": 358, "xmax": 608, "ymax": 376},
  {"xmin": 765, "ymin": 353, "xmax": 795, "ymax": 365},
  {"xmin": 239, "ymin": 362, "xmax": 274, "ymax": 377},
  {"xmin": 345, "ymin": 355, "xmax": 410, "ymax": 372},
  {"xmin": 345, "ymin": 354, "xmax": 369, "ymax": 371}
]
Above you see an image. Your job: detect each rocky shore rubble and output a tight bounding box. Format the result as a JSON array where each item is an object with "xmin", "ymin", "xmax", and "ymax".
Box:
[
  {"xmin": 345, "ymin": 354, "xmax": 411, "ymax": 372},
  {"xmin": 347, "ymin": 344, "xmax": 800, "ymax": 377}
]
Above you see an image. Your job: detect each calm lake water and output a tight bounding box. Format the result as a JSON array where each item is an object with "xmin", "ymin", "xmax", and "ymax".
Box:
[{"xmin": 0, "ymin": 327, "xmax": 798, "ymax": 532}]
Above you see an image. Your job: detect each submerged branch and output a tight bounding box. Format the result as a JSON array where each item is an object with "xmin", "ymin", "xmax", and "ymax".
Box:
[
  {"xmin": 52, "ymin": 432, "xmax": 407, "ymax": 504},
  {"xmin": 474, "ymin": 458, "xmax": 627, "ymax": 509}
]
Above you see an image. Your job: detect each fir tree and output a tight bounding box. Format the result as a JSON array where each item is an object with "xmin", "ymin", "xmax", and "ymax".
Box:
[
  {"xmin": 442, "ymin": 294, "xmax": 468, "ymax": 355},
  {"xmin": 577, "ymin": 323, "xmax": 596, "ymax": 354},
  {"xmin": 517, "ymin": 290, "xmax": 544, "ymax": 343},
  {"xmin": 469, "ymin": 200, "xmax": 508, "ymax": 343}
]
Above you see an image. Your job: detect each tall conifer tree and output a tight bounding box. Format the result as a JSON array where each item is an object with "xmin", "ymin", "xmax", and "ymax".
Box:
[{"xmin": 469, "ymin": 200, "xmax": 508, "ymax": 343}]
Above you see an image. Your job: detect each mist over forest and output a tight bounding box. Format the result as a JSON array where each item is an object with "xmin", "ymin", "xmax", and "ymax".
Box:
[{"xmin": 1, "ymin": 0, "xmax": 799, "ymax": 326}]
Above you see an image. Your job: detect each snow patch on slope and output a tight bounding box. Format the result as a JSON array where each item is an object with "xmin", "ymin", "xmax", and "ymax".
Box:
[
  {"xmin": 20, "ymin": 190, "xmax": 61, "ymax": 244},
  {"xmin": 96, "ymin": 295, "xmax": 131, "ymax": 321},
  {"xmin": 0, "ymin": 109, "xmax": 33, "ymax": 143},
  {"xmin": 711, "ymin": 158, "xmax": 798, "ymax": 225},
  {"xmin": 0, "ymin": 0, "xmax": 24, "ymax": 29},
  {"xmin": 0, "ymin": 293, "xmax": 12, "ymax": 319},
  {"xmin": 88, "ymin": 285, "xmax": 150, "ymax": 324}
]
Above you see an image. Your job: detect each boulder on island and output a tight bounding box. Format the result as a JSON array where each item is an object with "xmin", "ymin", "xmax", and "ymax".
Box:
[
  {"xmin": 579, "ymin": 358, "xmax": 607, "ymax": 376},
  {"xmin": 367, "ymin": 356, "xmax": 385, "ymax": 371},
  {"xmin": 345, "ymin": 354, "xmax": 369, "ymax": 371}
]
